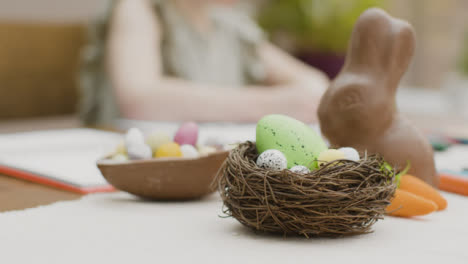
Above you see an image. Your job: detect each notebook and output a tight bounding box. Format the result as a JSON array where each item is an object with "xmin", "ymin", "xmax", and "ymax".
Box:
[{"xmin": 0, "ymin": 129, "xmax": 123, "ymax": 194}]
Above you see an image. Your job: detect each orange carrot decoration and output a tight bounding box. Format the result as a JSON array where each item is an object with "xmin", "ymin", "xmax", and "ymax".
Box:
[
  {"xmin": 439, "ymin": 173, "xmax": 468, "ymax": 196},
  {"xmin": 399, "ymin": 174, "xmax": 447, "ymax": 210},
  {"xmin": 386, "ymin": 189, "xmax": 438, "ymax": 217}
]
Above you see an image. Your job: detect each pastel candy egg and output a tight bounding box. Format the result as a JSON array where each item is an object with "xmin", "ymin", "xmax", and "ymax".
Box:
[
  {"xmin": 338, "ymin": 147, "xmax": 360, "ymax": 162},
  {"xmin": 256, "ymin": 149, "xmax": 287, "ymax": 171},
  {"xmin": 180, "ymin": 144, "xmax": 199, "ymax": 158},
  {"xmin": 115, "ymin": 141, "xmax": 127, "ymax": 155},
  {"xmin": 197, "ymin": 145, "xmax": 217, "ymax": 156},
  {"xmin": 174, "ymin": 122, "xmax": 198, "ymax": 146},
  {"xmin": 146, "ymin": 131, "xmax": 171, "ymax": 152},
  {"xmin": 112, "ymin": 154, "xmax": 128, "ymax": 162},
  {"xmin": 125, "ymin": 128, "xmax": 145, "ymax": 147},
  {"xmin": 289, "ymin": 165, "xmax": 311, "ymax": 174},
  {"xmin": 223, "ymin": 143, "xmax": 238, "ymax": 151},
  {"xmin": 256, "ymin": 115, "xmax": 327, "ymax": 169},
  {"xmin": 155, "ymin": 142, "xmax": 183, "ymax": 158},
  {"xmin": 318, "ymin": 149, "xmax": 345, "ymax": 167},
  {"xmin": 127, "ymin": 143, "xmax": 152, "ymax": 160},
  {"xmin": 203, "ymin": 136, "xmax": 224, "ymax": 148}
]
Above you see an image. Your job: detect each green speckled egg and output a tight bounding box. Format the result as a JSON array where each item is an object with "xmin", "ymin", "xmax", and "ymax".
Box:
[{"xmin": 256, "ymin": 115, "xmax": 327, "ymax": 169}]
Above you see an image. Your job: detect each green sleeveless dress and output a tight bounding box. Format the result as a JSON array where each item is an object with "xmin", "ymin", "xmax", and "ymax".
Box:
[{"xmin": 79, "ymin": 0, "xmax": 266, "ymax": 125}]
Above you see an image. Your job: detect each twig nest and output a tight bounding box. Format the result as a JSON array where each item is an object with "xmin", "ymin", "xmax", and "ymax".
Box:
[{"xmin": 217, "ymin": 142, "xmax": 396, "ymax": 238}]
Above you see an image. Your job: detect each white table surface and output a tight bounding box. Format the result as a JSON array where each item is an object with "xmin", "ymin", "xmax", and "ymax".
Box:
[
  {"xmin": 2, "ymin": 120, "xmax": 468, "ymax": 263},
  {"xmin": 1, "ymin": 190, "xmax": 467, "ymax": 264}
]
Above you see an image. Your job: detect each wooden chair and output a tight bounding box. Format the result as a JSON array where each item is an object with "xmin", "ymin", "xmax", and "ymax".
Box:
[{"xmin": 0, "ymin": 22, "xmax": 86, "ymax": 119}]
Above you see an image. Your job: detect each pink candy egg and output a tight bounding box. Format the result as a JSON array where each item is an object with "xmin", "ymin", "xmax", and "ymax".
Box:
[{"xmin": 174, "ymin": 122, "xmax": 198, "ymax": 146}]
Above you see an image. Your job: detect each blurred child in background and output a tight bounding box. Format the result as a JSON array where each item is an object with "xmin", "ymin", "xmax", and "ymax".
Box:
[{"xmin": 80, "ymin": 0, "xmax": 329, "ymax": 125}]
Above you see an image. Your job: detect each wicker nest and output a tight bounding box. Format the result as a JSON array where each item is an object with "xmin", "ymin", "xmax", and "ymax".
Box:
[{"xmin": 217, "ymin": 141, "xmax": 396, "ymax": 238}]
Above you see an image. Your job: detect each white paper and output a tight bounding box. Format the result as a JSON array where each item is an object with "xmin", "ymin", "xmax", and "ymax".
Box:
[{"xmin": 0, "ymin": 129, "xmax": 122, "ymax": 187}]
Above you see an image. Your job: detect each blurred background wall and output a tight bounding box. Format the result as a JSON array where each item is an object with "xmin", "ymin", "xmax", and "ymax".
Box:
[
  {"xmin": 0, "ymin": 0, "xmax": 105, "ymax": 120},
  {"xmin": 389, "ymin": 0, "xmax": 468, "ymax": 88},
  {"xmin": 0, "ymin": 0, "xmax": 103, "ymax": 22},
  {"xmin": 0, "ymin": 0, "xmax": 467, "ymax": 120}
]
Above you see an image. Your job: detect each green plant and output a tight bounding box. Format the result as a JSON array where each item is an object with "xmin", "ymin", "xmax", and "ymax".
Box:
[
  {"xmin": 258, "ymin": 0, "xmax": 385, "ymax": 54},
  {"xmin": 459, "ymin": 33, "xmax": 468, "ymax": 76}
]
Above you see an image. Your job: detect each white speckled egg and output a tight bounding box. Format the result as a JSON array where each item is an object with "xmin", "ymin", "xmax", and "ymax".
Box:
[
  {"xmin": 127, "ymin": 143, "xmax": 152, "ymax": 160},
  {"xmin": 256, "ymin": 149, "xmax": 287, "ymax": 171},
  {"xmin": 338, "ymin": 147, "xmax": 360, "ymax": 162},
  {"xmin": 289, "ymin": 165, "xmax": 311, "ymax": 174},
  {"xmin": 180, "ymin": 144, "xmax": 199, "ymax": 158},
  {"xmin": 125, "ymin": 128, "xmax": 145, "ymax": 147}
]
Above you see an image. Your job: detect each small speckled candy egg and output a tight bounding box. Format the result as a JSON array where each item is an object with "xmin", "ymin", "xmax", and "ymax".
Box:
[
  {"xmin": 338, "ymin": 147, "xmax": 360, "ymax": 162},
  {"xmin": 146, "ymin": 131, "xmax": 171, "ymax": 152},
  {"xmin": 125, "ymin": 128, "xmax": 145, "ymax": 147},
  {"xmin": 180, "ymin": 144, "xmax": 199, "ymax": 158},
  {"xmin": 318, "ymin": 149, "xmax": 345, "ymax": 167},
  {"xmin": 174, "ymin": 122, "xmax": 198, "ymax": 146},
  {"xmin": 197, "ymin": 145, "xmax": 217, "ymax": 156},
  {"xmin": 127, "ymin": 143, "xmax": 152, "ymax": 160},
  {"xmin": 256, "ymin": 149, "xmax": 287, "ymax": 171},
  {"xmin": 155, "ymin": 142, "xmax": 183, "ymax": 158},
  {"xmin": 289, "ymin": 165, "xmax": 311, "ymax": 174}
]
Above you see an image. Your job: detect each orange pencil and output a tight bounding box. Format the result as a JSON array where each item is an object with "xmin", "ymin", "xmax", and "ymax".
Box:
[{"xmin": 439, "ymin": 173, "xmax": 468, "ymax": 196}]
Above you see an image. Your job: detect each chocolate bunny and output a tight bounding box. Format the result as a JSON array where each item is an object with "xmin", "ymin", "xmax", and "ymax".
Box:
[{"xmin": 318, "ymin": 8, "xmax": 438, "ymax": 186}]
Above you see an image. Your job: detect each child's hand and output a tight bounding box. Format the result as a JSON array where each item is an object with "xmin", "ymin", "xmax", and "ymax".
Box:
[{"xmin": 273, "ymin": 85, "xmax": 325, "ymax": 123}]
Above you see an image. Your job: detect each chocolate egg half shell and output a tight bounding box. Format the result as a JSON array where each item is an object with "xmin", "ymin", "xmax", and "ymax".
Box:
[{"xmin": 97, "ymin": 150, "xmax": 229, "ymax": 200}]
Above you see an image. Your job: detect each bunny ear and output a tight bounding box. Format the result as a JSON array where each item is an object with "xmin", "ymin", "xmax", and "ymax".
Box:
[
  {"xmin": 344, "ymin": 8, "xmax": 415, "ymax": 90},
  {"xmin": 385, "ymin": 19, "xmax": 415, "ymax": 90},
  {"xmin": 345, "ymin": 8, "xmax": 392, "ymax": 70}
]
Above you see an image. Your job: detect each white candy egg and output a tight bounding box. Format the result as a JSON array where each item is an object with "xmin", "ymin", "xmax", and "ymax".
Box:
[
  {"xmin": 125, "ymin": 128, "xmax": 145, "ymax": 147},
  {"xmin": 180, "ymin": 144, "xmax": 199, "ymax": 158},
  {"xmin": 112, "ymin": 154, "xmax": 128, "ymax": 162},
  {"xmin": 198, "ymin": 145, "xmax": 217, "ymax": 156},
  {"xmin": 317, "ymin": 149, "xmax": 345, "ymax": 167},
  {"xmin": 338, "ymin": 147, "xmax": 360, "ymax": 162},
  {"xmin": 256, "ymin": 149, "xmax": 287, "ymax": 171},
  {"xmin": 289, "ymin": 165, "xmax": 311, "ymax": 174},
  {"xmin": 127, "ymin": 143, "xmax": 152, "ymax": 160},
  {"xmin": 223, "ymin": 143, "xmax": 239, "ymax": 151},
  {"xmin": 203, "ymin": 136, "xmax": 224, "ymax": 147}
]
